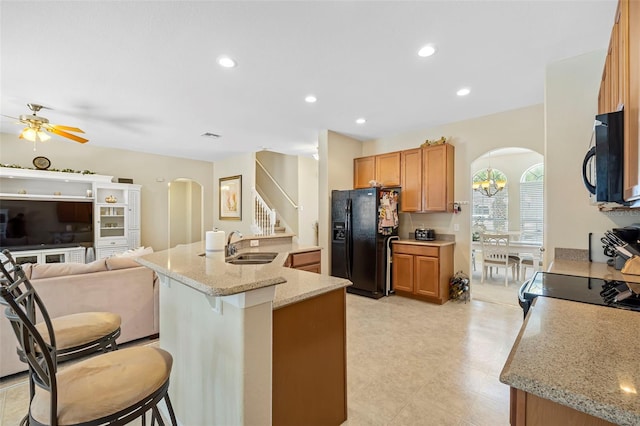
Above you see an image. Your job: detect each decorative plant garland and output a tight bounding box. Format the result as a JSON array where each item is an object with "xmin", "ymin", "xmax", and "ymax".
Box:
[{"xmin": 0, "ymin": 163, "xmax": 95, "ymax": 174}]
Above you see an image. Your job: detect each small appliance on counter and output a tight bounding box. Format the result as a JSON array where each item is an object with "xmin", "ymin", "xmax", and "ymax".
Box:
[{"xmin": 414, "ymin": 228, "xmax": 435, "ymax": 241}]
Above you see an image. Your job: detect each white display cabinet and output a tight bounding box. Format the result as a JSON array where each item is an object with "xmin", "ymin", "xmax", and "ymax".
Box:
[
  {"xmin": 93, "ymin": 182, "xmax": 142, "ymax": 259},
  {"xmin": 1, "ymin": 168, "xmax": 142, "ymax": 262}
]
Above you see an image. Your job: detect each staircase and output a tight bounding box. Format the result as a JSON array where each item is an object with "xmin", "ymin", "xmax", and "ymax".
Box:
[{"xmin": 252, "ymin": 188, "xmax": 275, "ymax": 236}]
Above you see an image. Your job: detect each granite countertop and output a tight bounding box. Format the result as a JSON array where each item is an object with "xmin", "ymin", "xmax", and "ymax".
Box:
[
  {"xmin": 500, "ymin": 297, "xmax": 640, "ymax": 425},
  {"xmin": 393, "ymin": 239, "xmax": 455, "ymax": 247},
  {"xmin": 548, "ymin": 259, "xmax": 640, "ymax": 294},
  {"xmin": 137, "ymin": 240, "xmax": 351, "ymax": 308}
]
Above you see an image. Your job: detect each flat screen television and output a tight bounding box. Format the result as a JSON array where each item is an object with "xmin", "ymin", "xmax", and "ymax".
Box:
[{"xmin": 0, "ymin": 199, "xmax": 94, "ymax": 250}]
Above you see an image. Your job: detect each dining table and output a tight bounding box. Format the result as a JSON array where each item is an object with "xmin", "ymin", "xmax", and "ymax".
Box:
[{"xmin": 472, "ymin": 239, "xmax": 544, "ymax": 280}]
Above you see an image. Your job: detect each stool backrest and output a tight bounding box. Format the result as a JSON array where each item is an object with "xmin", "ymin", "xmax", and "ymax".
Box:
[
  {"xmin": 0, "ymin": 266, "xmax": 58, "ymax": 418},
  {"xmin": 0, "ymin": 249, "xmax": 19, "ymax": 282}
]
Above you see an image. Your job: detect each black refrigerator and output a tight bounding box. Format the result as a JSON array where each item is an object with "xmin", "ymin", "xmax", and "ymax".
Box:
[{"xmin": 331, "ymin": 187, "xmax": 400, "ymax": 299}]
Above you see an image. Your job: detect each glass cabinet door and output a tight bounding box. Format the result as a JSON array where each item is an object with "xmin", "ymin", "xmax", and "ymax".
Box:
[{"xmin": 99, "ymin": 206, "xmax": 126, "ymax": 238}]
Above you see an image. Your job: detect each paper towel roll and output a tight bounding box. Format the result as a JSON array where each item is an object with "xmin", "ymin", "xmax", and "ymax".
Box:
[{"xmin": 206, "ymin": 230, "xmax": 225, "ymax": 253}]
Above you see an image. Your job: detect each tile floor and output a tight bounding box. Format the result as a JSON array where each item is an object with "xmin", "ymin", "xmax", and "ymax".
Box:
[{"xmin": 0, "ymin": 294, "xmax": 523, "ymax": 426}]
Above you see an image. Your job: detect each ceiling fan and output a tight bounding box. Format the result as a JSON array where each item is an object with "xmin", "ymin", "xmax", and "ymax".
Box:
[{"xmin": 3, "ymin": 103, "xmax": 88, "ymax": 144}]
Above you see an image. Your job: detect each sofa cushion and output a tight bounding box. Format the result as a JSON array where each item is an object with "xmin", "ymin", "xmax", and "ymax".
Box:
[
  {"xmin": 115, "ymin": 246, "xmax": 154, "ymax": 258},
  {"xmin": 30, "ymin": 259, "xmax": 108, "ymax": 280},
  {"xmin": 106, "ymin": 256, "xmax": 142, "ymax": 271}
]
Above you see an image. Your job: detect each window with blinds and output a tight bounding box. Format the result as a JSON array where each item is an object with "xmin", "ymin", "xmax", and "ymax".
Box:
[{"xmin": 519, "ymin": 164, "xmax": 544, "ymax": 243}]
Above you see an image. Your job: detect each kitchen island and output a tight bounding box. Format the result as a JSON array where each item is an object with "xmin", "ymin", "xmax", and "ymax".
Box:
[
  {"xmin": 500, "ymin": 296, "xmax": 640, "ymax": 425},
  {"xmin": 137, "ymin": 240, "xmax": 351, "ymax": 426}
]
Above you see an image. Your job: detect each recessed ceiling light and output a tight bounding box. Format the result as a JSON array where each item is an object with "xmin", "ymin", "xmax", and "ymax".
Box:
[
  {"xmin": 456, "ymin": 88, "xmax": 471, "ymax": 96},
  {"xmin": 356, "ymin": 118, "xmax": 366, "ymax": 124},
  {"xmin": 305, "ymin": 95, "xmax": 317, "ymax": 103},
  {"xmin": 217, "ymin": 56, "xmax": 237, "ymax": 68},
  {"xmin": 418, "ymin": 45, "xmax": 436, "ymax": 57}
]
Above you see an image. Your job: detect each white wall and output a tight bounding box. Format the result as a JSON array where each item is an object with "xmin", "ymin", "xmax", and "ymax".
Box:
[
  {"xmin": 0, "ymin": 133, "xmax": 214, "ymax": 251},
  {"xmin": 213, "ymin": 152, "xmax": 256, "ymax": 237},
  {"xmin": 297, "ymin": 155, "xmax": 319, "ymax": 246},
  {"xmin": 545, "ymin": 50, "xmax": 640, "ymax": 263},
  {"xmin": 318, "ymin": 130, "xmax": 364, "ymax": 273}
]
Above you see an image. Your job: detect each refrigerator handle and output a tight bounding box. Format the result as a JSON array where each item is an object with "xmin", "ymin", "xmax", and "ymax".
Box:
[{"xmin": 345, "ymin": 198, "xmax": 352, "ymax": 280}]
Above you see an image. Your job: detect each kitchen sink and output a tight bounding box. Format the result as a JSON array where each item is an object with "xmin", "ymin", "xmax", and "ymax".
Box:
[{"xmin": 226, "ymin": 252, "xmax": 279, "ymax": 265}]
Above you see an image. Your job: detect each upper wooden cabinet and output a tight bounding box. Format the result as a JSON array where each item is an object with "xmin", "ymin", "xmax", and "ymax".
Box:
[
  {"xmin": 422, "ymin": 144, "xmax": 455, "ymax": 212},
  {"xmin": 400, "ymin": 148, "xmax": 423, "ymax": 212},
  {"xmin": 600, "ymin": 0, "xmax": 640, "ymax": 202},
  {"xmin": 353, "ymin": 156, "xmax": 375, "ymax": 189},
  {"xmin": 357, "ymin": 144, "xmax": 455, "ymax": 212},
  {"xmin": 353, "ymin": 152, "xmax": 401, "ymax": 189}
]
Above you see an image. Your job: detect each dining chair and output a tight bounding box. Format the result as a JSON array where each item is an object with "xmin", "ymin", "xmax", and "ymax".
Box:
[
  {"xmin": 479, "ymin": 233, "xmax": 520, "ymax": 287},
  {"xmin": 0, "ymin": 266, "xmax": 177, "ymax": 426}
]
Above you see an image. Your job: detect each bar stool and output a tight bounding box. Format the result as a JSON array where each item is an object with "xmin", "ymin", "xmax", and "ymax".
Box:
[
  {"xmin": 0, "ymin": 249, "xmax": 121, "ymax": 362},
  {"xmin": 0, "ymin": 267, "xmax": 177, "ymax": 425}
]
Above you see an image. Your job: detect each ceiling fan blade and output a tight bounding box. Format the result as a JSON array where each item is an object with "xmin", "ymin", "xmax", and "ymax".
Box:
[
  {"xmin": 49, "ymin": 124, "xmax": 85, "ymax": 133},
  {"xmin": 1, "ymin": 114, "xmax": 21, "ymax": 121},
  {"xmin": 46, "ymin": 127, "xmax": 89, "ymax": 143}
]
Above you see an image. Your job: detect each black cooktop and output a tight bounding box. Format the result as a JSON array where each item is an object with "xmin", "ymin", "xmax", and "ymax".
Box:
[{"xmin": 521, "ymin": 272, "xmax": 640, "ymax": 312}]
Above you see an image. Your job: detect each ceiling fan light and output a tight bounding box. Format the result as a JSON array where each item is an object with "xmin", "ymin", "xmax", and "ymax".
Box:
[
  {"xmin": 37, "ymin": 131, "xmax": 51, "ymax": 142},
  {"xmin": 21, "ymin": 128, "xmax": 37, "ymax": 142}
]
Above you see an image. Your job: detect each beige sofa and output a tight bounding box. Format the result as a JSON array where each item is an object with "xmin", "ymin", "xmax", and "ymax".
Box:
[{"xmin": 0, "ymin": 257, "xmax": 159, "ymax": 378}]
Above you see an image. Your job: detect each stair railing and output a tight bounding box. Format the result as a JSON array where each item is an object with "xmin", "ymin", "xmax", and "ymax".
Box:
[
  {"xmin": 252, "ymin": 188, "xmax": 276, "ymax": 236},
  {"xmin": 255, "ymin": 159, "xmax": 298, "ymax": 209}
]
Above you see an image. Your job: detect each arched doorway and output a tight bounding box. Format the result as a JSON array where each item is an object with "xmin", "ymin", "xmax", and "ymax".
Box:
[
  {"xmin": 168, "ymin": 178, "xmax": 203, "ymax": 248},
  {"xmin": 470, "ymin": 148, "xmax": 544, "ymax": 306}
]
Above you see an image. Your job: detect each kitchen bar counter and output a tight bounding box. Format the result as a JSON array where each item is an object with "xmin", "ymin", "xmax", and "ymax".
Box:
[
  {"xmin": 137, "ymin": 240, "xmax": 350, "ymax": 303},
  {"xmin": 137, "ymin": 239, "xmax": 350, "ymax": 425},
  {"xmin": 500, "ymin": 297, "xmax": 640, "ymax": 425}
]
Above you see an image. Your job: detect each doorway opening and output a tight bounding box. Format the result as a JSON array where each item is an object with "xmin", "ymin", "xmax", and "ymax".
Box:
[
  {"xmin": 470, "ymin": 148, "xmax": 544, "ymax": 306},
  {"xmin": 168, "ymin": 178, "xmax": 204, "ymax": 248}
]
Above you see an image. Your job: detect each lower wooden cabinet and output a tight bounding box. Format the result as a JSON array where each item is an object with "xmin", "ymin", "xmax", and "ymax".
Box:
[
  {"xmin": 286, "ymin": 249, "xmax": 321, "ymax": 273},
  {"xmin": 509, "ymin": 388, "xmax": 616, "ymax": 426},
  {"xmin": 273, "ymin": 288, "xmax": 347, "ymax": 425},
  {"xmin": 391, "ymin": 242, "xmax": 454, "ymax": 304}
]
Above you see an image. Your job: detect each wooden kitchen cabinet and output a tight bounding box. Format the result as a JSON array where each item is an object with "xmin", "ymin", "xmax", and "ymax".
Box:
[
  {"xmin": 400, "ymin": 148, "xmax": 423, "ymax": 212},
  {"xmin": 353, "ymin": 152, "xmax": 401, "ymax": 189},
  {"xmin": 422, "ymin": 144, "xmax": 455, "ymax": 212},
  {"xmin": 354, "ymin": 156, "xmax": 375, "ymax": 189},
  {"xmin": 375, "ymin": 151, "xmax": 401, "ymax": 187},
  {"xmin": 391, "ymin": 242, "xmax": 454, "ymax": 304},
  {"xmin": 509, "ymin": 388, "xmax": 616, "ymax": 426},
  {"xmin": 286, "ymin": 249, "xmax": 321, "ymax": 273},
  {"xmin": 599, "ymin": 0, "xmax": 640, "ymax": 202}
]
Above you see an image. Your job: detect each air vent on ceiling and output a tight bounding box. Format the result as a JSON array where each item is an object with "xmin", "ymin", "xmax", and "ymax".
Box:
[{"xmin": 201, "ymin": 132, "xmax": 221, "ymax": 138}]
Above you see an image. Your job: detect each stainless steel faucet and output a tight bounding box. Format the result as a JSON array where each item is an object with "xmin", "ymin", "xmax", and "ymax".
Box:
[{"xmin": 226, "ymin": 231, "xmax": 243, "ymax": 257}]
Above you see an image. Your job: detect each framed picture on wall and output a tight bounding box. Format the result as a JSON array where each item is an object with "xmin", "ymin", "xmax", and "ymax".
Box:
[{"xmin": 219, "ymin": 175, "xmax": 242, "ymax": 220}]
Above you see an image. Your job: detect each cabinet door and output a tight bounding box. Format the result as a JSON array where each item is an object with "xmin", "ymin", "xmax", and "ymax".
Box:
[
  {"xmin": 422, "ymin": 144, "xmax": 454, "ymax": 212},
  {"xmin": 392, "ymin": 253, "xmax": 414, "ymax": 292},
  {"xmin": 624, "ymin": 0, "xmax": 640, "ymax": 201},
  {"xmin": 354, "ymin": 156, "xmax": 376, "ymax": 189},
  {"xmin": 400, "ymin": 148, "xmax": 423, "ymax": 212},
  {"xmin": 414, "ymin": 255, "xmax": 439, "ymax": 298},
  {"xmin": 375, "ymin": 152, "xmax": 401, "ymax": 187},
  {"xmin": 128, "ymin": 189, "xmax": 141, "ymax": 230}
]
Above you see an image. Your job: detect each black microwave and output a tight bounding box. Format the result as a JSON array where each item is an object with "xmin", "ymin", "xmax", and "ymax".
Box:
[{"xmin": 582, "ymin": 110, "xmax": 627, "ymax": 204}]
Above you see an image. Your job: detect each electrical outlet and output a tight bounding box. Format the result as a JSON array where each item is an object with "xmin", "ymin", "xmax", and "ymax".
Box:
[
  {"xmin": 454, "ymin": 224, "xmax": 460, "ymax": 232},
  {"xmin": 250, "ymin": 240, "xmax": 259, "ymax": 247}
]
